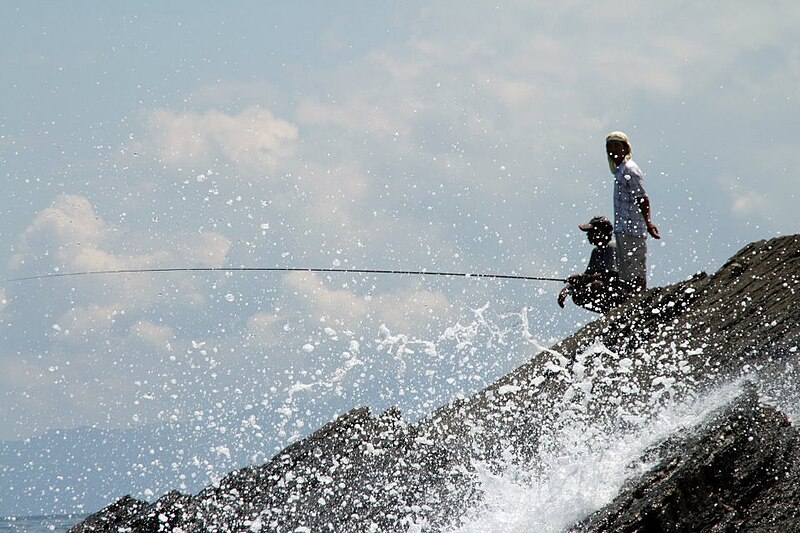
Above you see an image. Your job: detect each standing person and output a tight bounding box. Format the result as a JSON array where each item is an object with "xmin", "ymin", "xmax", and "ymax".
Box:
[{"xmin": 605, "ymin": 131, "xmax": 660, "ymax": 293}]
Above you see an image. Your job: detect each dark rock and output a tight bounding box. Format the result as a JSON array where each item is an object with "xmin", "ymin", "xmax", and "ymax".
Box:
[
  {"xmin": 570, "ymin": 387, "xmax": 800, "ymax": 532},
  {"xmin": 69, "ymin": 235, "xmax": 800, "ymax": 532},
  {"xmin": 67, "ymin": 495, "xmax": 148, "ymax": 532}
]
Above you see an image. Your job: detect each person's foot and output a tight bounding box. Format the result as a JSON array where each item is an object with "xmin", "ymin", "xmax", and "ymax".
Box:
[{"xmin": 633, "ymin": 277, "xmax": 647, "ymax": 293}]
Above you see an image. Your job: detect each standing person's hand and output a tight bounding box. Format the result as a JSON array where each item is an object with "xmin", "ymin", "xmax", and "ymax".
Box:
[{"xmin": 647, "ymin": 222, "xmax": 660, "ymax": 239}]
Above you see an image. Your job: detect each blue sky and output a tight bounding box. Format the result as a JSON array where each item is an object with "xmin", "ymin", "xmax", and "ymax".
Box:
[{"xmin": 2, "ymin": 0, "xmax": 798, "ymax": 453}]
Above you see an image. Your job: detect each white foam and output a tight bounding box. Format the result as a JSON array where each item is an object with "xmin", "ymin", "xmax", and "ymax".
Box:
[{"xmin": 452, "ymin": 377, "xmax": 747, "ymax": 532}]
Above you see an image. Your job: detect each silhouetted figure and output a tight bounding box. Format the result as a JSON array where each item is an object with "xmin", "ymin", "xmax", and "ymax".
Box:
[{"xmin": 558, "ymin": 215, "xmax": 629, "ymax": 313}]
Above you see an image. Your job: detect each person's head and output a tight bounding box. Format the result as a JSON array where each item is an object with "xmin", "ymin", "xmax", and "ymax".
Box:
[
  {"xmin": 579, "ymin": 215, "xmax": 613, "ymax": 247},
  {"xmin": 605, "ymin": 131, "xmax": 631, "ymax": 173}
]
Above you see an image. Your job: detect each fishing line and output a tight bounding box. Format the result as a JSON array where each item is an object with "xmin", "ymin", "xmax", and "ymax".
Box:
[{"xmin": 4, "ymin": 267, "xmax": 566, "ymax": 284}]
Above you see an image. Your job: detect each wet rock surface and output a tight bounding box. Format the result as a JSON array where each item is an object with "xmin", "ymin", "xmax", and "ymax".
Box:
[
  {"xmin": 69, "ymin": 235, "xmax": 800, "ymax": 532},
  {"xmin": 570, "ymin": 387, "xmax": 800, "ymax": 532}
]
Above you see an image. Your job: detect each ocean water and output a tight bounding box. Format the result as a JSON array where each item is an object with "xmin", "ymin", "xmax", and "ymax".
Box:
[{"xmin": 0, "ymin": 515, "xmax": 82, "ymax": 533}]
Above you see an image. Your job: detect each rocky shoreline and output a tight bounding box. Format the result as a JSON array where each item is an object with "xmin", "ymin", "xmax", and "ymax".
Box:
[
  {"xmin": 571, "ymin": 385, "xmax": 800, "ymax": 532},
  {"xmin": 70, "ymin": 234, "xmax": 800, "ymax": 532}
]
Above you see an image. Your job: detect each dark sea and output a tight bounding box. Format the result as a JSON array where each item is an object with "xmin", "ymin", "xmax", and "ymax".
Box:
[{"xmin": 0, "ymin": 516, "xmax": 83, "ymax": 533}]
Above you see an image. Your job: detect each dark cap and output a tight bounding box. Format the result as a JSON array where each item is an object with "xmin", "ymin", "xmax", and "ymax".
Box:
[{"xmin": 578, "ymin": 215, "xmax": 612, "ymax": 232}]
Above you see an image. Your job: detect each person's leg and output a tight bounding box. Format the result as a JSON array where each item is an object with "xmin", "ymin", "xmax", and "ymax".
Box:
[
  {"xmin": 570, "ymin": 281, "xmax": 607, "ymax": 313},
  {"xmin": 630, "ymin": 236, "xmax": 648, "ymax": 291},
  {"xmin": 616, "ymin": 233, "xmax": 648, "ymax": 292},
  {"xmin": 570, "ymin": 283, "xmax": 589, "ymax": 306},
  {"xmin": 615, "ymin": 232, "xmax": 633, "ymax": 289}
]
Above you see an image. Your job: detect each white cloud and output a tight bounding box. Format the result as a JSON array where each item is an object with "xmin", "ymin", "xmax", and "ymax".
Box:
[
  {"xmin": 282, "ymin": 271, "xmax": 452, "ymax": 333},
  {"xmin": 246, "ymin": 312, "xmax": 282, "ymax": 344},
  {"xmin": 128, "ymin": 320, "xmax": 175, "ymax": 350},
  {"xmin": 145, "ymin": 106, "xmax": 299, "ymax": 170},
  {"xmin": 375, "ymin": 283, "xmax": 452, "ymax": 332},
  {"xmin": 283, "ymin": 271, "xmax": 370, "ymax": 325},
  {"xmin": 53, "ymin": 304, "xmax": 121, "ymax": 344},
  {"xmin": 12, "ymin": 195, "xmax": 151, "ymax": 274},
  {"xmin": 732, "ymin": 191, "xmax": 768, "ymax": 216},
  {"xmin": 11, "ymin": 195, "xmax": 231, "ymax": 275},
  {"xmin": 173, "ymin": 232, "xmax": 232, "ymax": 269},
  {"xmin": 7, "ymin": 195, "xmax": 232, "ymax": 313},
  {"xmin": 15, "ymin": 195, "xmax": 108, "ymax": 257}
]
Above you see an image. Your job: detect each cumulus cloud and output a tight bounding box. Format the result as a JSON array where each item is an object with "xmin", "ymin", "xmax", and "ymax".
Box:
[
  {"xmin": 283, "ymin": 271, "xmax": 370, "ymax": 325},
  {"xmin": 14, "ymin": 195, "xmax": 108, "ymax": 265},
  {"xmin": 12, "ymin": 195, "xmax": 148, "ymax": 275},
  {"xmin": 282, "ymin": 271, "xmax": 451, "ymax": 334},
  {"xmin": 6, "ymin": 195, "xmax": 232, "ymax": 315},
  {"xmin": 10, "ymin": 195, "xmax": 231, "ymax": 276},
  {"xmin": 145, "ymin": 106, "xmax": 299, "ymax": 170},
  {"xmin": 128, "ymin": 320, "xmax": 175, "ymax": 351}
]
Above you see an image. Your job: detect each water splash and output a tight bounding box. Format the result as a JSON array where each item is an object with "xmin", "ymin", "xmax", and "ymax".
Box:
[{"xmin": 452, "ymin": 378, "xmax": 747, "ymax": 532}]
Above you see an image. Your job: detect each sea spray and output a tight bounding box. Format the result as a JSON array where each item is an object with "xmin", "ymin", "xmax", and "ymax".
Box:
[{"xmin": 451, "ymin": 378, "xmax": 748, "ymax": 533}]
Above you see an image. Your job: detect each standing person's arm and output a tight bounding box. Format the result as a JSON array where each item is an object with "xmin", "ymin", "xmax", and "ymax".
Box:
[
  {"xmin": 624, "ymin": 164, "xmax": 660, "ymax": 239},
  {"xmin": 635, "ymin": 195, "xmax": 660, "ymax": 239}
]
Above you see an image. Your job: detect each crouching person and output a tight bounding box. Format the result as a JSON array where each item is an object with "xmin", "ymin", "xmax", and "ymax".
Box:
[{"xmin": 558, "ymin": 216, "xmax": 629, "ymax": 314}]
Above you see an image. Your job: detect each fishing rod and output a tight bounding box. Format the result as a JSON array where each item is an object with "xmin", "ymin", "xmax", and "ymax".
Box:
[{"xmin": 5, "ymin": 267, "xmax": 567, "ymax": 284}]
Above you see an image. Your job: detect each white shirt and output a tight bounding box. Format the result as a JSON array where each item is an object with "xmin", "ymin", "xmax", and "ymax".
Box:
[{"xmin": 613, "ymin": 159, "xmax": 648, "ymax": 236}]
